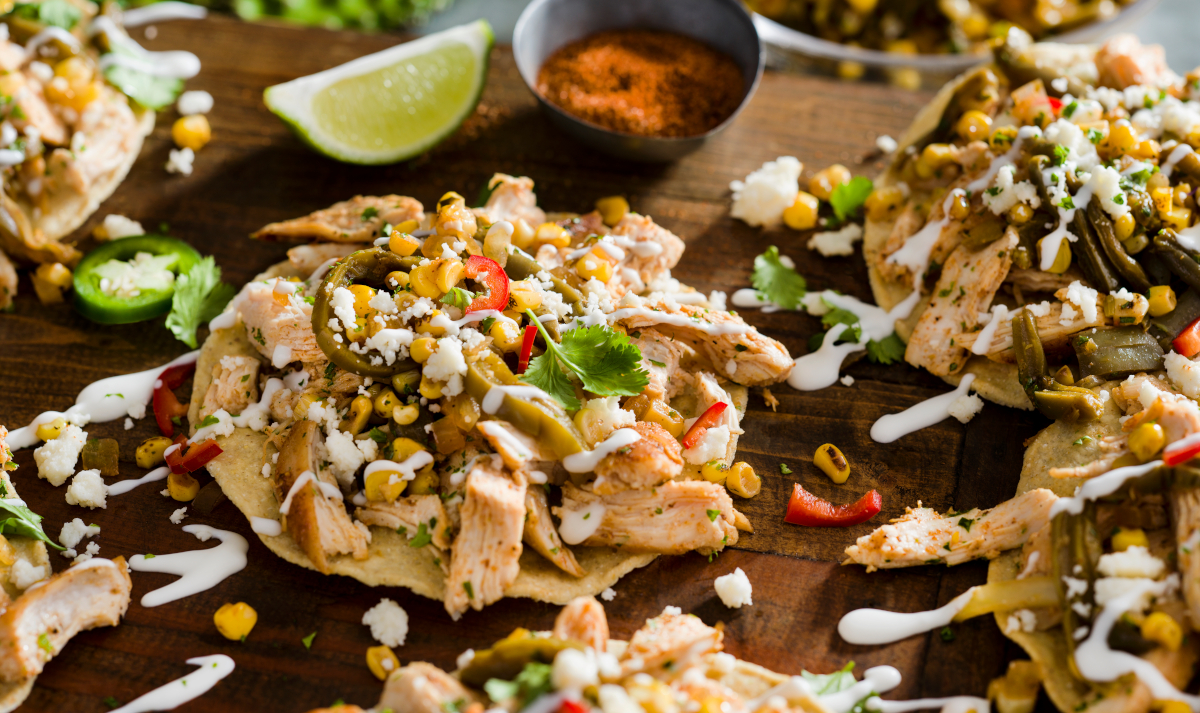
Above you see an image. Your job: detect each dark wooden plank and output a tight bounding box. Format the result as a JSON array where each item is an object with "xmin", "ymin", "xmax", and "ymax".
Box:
[{"xmin": 0, "ymin": 15, "xmax": 1054, "ymax": 712}]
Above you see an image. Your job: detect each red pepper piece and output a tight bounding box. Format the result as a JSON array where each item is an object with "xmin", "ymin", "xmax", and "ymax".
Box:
[
  {"xmin": 160, "ymin": 363, "xmax": 195, "ymax": 390},
  {"xmin": 517, "ymin": 324, "xmax": 537, "ymax": 374},
  {"xmin": 680, "ymin": 402, "xmax": 728, "ymax": 450},
  {"xmin": 463, "ymin": 255, "xmax": 509, "ymax": 313},
  {"xmin": 1174, "ymin": 315, "xmax": 1200, "ymax": 358},
  {"xmin": 1165, "ymin": 434, "xmax": 1200, "ymax": 466},
  {"xmin": 1048, "ymin": 96, "xmax": 1063, "ymax": 114},
  {"xmin": 152, "ymin": 362, "xmax": 196, "ymax": 437},
  {"xmin": 784, "ymin": 485, "xmax": 882, "ymax": 527},
  {"xmin": 559, "ymin": 700, "xmax": 589, "ymax": 713},
  {"xmin": 167, "ymin": 438, "xmax": 223, "ymax": 474}
]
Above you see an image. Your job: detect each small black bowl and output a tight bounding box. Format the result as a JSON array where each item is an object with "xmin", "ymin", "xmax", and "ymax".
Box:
[{"xmin": 513, "ymin": 0, "xmax": 764, "ymax": 163}]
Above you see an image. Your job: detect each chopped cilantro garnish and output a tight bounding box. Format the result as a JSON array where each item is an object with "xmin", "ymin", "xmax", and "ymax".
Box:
[
  {"xmin": 829, "ymin": 176, "xmax": 874, "ymax": 222},
  {"xmin": 751, "ymin": 246, "xmax": 806, "ymax": 310}
]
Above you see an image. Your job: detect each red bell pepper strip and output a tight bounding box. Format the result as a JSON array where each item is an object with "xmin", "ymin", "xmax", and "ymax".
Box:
[
  {"xmin": 463, "ymin": 255, "xmax": 509, "ymax": 313},
  {"xmin": 1165, "ymin": 433, "xmax": 1200, "ymax": 466},
  {"xmin": 559, "ymin": 700, "xmax": 589, "ymax": 713},
  {"xmin": 153, "ymin": 365, "xmax": 195, "ymax": 437},
  {"xmin": 784, "ymin": 485, "xmax": 882, "ymax": 527},
  {"xmin": 166, "ymin": 438, "xmax": 223, "ymax": 474},
  {"xmin": 1047, "ymin": 96, "xmax": 1063, "ymax": 115},
  {"xmin": 680, "ymin": 402, "xmax": 728, "ymax": 450},
  {"xmin": 1174, "ymin": 315, "xmax": 1200, "ymax": 358},
  {"xmin": 517, "ymin": 324, "xmax": 537, "ymax": 374}
]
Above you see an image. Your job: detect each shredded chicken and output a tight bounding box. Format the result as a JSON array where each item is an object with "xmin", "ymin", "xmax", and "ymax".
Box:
[
  {"xmin": 57, "ymin": 90, "xmax": 143, "ymax": 191},
  {"xmin": 1049, "ymin": 450, "xmax": 1124, "ymax": 479},
  {"xmin": 253, "ymin": 195, "xmax": 424, "ymax": 242},
  {"xmin": 238, "ymin": 281, "xmax": 326, "ymax": 364},
  {"xmin": 615, "ymin": 302, "xmax": 792, "ymax": 387},
  {"xmin": 623, "ymin": 609, "xmax": 723, "ymax": 675},
  {"xmin": 274, "ymin": 421, "xmax": 369, "ymax": 573},
  {"xmin": 0, "ymin": 247, "xmax": 13, "ymax": 310},
  {"xmin": 479, "ymin": 174, "xmax": 546, "ymax": 228},
  {"xmin": 553, "ymin": 596, "xmax": 609, "ymax": 651},
  {"xmin": 630, "ymin": 329, "xmax": 691, "ymax": 400},
  {"xmin": 201, "ymin": 356, "xmax": 260, "ymax": 420},
  {"xmin": 288, "ymin": 243, "xmax": 364, "ymax": 274},
  {"xmin": 958, "ymin": 299, "xmax": 1109, "ymax": 360},
  {"xmin": 1095, "ymin": 34, "xmax": 1179, "ymax": 89},
  {"xmin": 376, "ymin": 662, "xmax": 478, "ymax": 713},
  {"xmin": 356, "ymin": 494, "xmax": 452, "ymax": 553},
  {"xmin": 476, "ymin": 420, "xmax": 556, "ymax": 472},
  {"xmin": 523, "ymin": 485, "xmax": 584, "ymax": 577},
  {"xmin": 445, "ymin": 464, "xmax": 526, "ymax": 619},
  {"xmin": 592, "ymin": 422, "xmax": 683, "ymax": 495},
  {"xmin": 555, "ymin": 480, "xmax": 739, "ymax": 555},
  {"xmin": 608, "ymin": 213, "xmax": 685, "ymax": 292},
  {"xmin": 0, "ymin": 427, "xmax": 8, "ymax": 471},
  {"xmin": 1170, "ymin": 487, "xmax": 1200, "ymax": 629},
  {"xmin": 9, "ymin": 71, "xmax": 66, "ymax": 147},
  {"xmin": 1114, "ymin": 374, "xmax": 1180, "ymax": 414},
  {"xmin": 844, "ymin": 488, "xmax": 1058, "ymax": 571},
  {"xmin": 906, "ymin": 230, "xmax": 1017, "ymax": 376},
  {"xmin": 0, "ymin": 558, "xmax": 131, "ymax": 682}
]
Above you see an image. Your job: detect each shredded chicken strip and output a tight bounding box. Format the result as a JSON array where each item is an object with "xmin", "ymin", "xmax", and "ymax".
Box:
[
  {"xmin": 478, "ymin": 174, "xmax": 546, "ymax": 228},
  {"xmin": 553, "ymin": 596, "xmax": 609, "ymax": 651},
  {"xmin": 253, "ymin": 195, "xmax": 424, "ymax": 242},
  {"xmin": 1095, "ymin": 34, "xmax": 1180, "ymax": 89},
  {"xmin": 523, "ymin": 485, "xmax": 585, "ymax": 577},
  {"xmin": 630, "ymin": 329, "xmax": 691, "ymax": 401},
  {"xmin": 623, "ymin": 609, "xmax": 723, "ymax": 676},
  {"xmin": 1169, "ymin": 487, "xmax": 1200, "ymax": 628},
  {"xmin": 445, "ymin": 464, "xmax": 526, "ymax": 619},
  {"xmin": 201, "ymin": 355, "xmax": 260, "ymax": 420},
  {"xmin": 355, "ymin": 493, "xmax": 452, "ymax": 565},
  {"xmin": 376, "ymin": 662, "xmax": 478, "ymax": 713},
  {"xmin": 238, "ymin": 280, "xmax": 326, "ymax": 365},
  {"xmin": 288, "ymin": 243, "xmax": 363, "ymax": 274},
  {"xmin": 592, "ymin": 422, "xmax": 683, "ymax": 495}
]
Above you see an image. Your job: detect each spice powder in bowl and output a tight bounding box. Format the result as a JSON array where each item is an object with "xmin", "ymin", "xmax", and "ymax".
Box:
[{"xmin": 535, "ymin": 29, "xmax": 745, "ymax": 139}]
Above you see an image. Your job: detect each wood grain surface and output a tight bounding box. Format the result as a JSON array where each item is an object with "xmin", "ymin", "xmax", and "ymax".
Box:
[{"xmin": 0, "ymin": 14, "xmax": 1049, "ymax": 713}]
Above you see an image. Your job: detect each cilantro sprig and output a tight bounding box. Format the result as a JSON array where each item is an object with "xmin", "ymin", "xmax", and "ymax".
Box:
[
  {"xmin": 0, "ymin": 497, "xmax": 64, "ymax": 550},
  {"xmin": 519, "ymin": 310, "xmax": 649, "ymax": 411},
  {"xmin": 752, "ymin": 246, "xmax": 806, "ymax": 310},
  {"xmin": 829, "ymin": 176, "xmax": 874, "ymax": 222},
  {"xmin": 166, "ymin": 257, "xmax": 236, "ymax": 348}
]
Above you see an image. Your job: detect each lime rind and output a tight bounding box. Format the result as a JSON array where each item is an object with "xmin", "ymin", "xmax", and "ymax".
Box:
[{"xmin": 264, "ymin": 19, "xmax": 493, "ymax": 165}]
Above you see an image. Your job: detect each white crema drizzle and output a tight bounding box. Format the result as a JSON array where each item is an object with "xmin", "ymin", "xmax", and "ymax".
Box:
[
  {"xmin": 870, "ymin": 374, "xmax": 976, "ymax": 443},
  {"xmin": 109, "ymin": 654, "xmax": 235, "ymax": 713},
  {"xmin": 128, "ymin": 526, "xmax": 249, "ymax": 607}
]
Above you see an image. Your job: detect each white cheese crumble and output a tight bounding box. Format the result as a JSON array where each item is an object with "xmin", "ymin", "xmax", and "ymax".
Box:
[
  {"xmin": 34, "ymin": 425, "xmax": 89, "ymax": 486},
  {"xmin": 1025, "ymin": 301, "xmax": 1051, "ymax": 317},
  {"xmin": 423, "ymin": 337, "xmax": 467, "ymax": 397},
  {"xmin": 66, "ymin": 469, "xmax": 108, "ymax": 509},
  {"xmin": 683, "ymin": 425, "xmax": 730, "ymax": 465},
  {"xmin": 1059, "ymin": 302, "xmax": 1078, "ymax": 327},
  {"xmin": 59, "ymin": 518, "xmax": 100, "ymax": 551},
  {"xmin": 1094, "ymin": 576, "xmax": 1164, "ymax": 611},
  {"xmin": 1087, "ymin": 165, "xmax": 1130, "ymax": 219},
  {"xmin": 1165, "ymin": 351, "xmax": 1200, "ymax": 399},
  {"xmin": 1096, "ymin": 546, "xmax": 1166, "ymax": 579},
  {"xmin": 176, "ymin": 90, "xmax": 214, "ymax": 116},
  {"xmin": 73, "ymin": 541, "xmax": 100, "ymax": 565},
  {"xmin": 96, "ymin": 214, "xmax": 146, "ymax": 240},
  {"xmin": 948, "ymin": 393, "xmax": 984, "ymax": 424},
  {"xmin": 170, "ymin": 507, "xmax": 188, "ymax": 524},
  {"xmin": 876, "ymin": 135, "xmax": 898, "ymax": 153},
  {"xmin": 552, "ymin": 648, "xmax": 599, "ymax": 690},
  {"xmin": 166, "ymin": 147, "xmax": 194, "ymax": 175},
  {"xmin": 714, "ymin": 567, "xmax": 753, "ymax": 608},
  {"xmin": 9, "ymin": 559, "xmax": 46, "ymax": 590},
  {"xmin": 324, "ymin": 429, "xmax": 365, "ymax": 489},
  {"xmin": 807, "ymin": 223, "xmax": 863, "ymax": 257},
  {"xmin": 330, "ymin": 286, "xmax": 358, "ymax": 333},
  {"xmin": 982, "ymin": 165, "xmax": 1040, "ymax": 215},
  {"xmin": 1004, "ymin": 609, "xmax": 1037, "ymax": 634},
  {"xmin": 1064, "ymin": 281, "xmax": 1099, "ymax": 323},
  {"xmin": 599, "ymin": 684, "xmax": 643, "ymax": 713},
  {"xmin": 362, "ymin": 598, "xmax": 409, "ymax": 647},
  {"xmin": 600, "ymin": 587, "xmax": 616, "ymax": 602},
  {"xmin": 840, "ymin": 375, "xmax": 855, "ymax": 387},
  {"xmin": 578, "ymin": 397, "xmax": 636, "ymax": 447},
  {"xmin": 729, "ymin": 156, "xmax": 802, "ymax": 227}
]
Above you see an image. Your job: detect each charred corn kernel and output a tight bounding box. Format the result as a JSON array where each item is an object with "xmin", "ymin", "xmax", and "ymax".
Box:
[
  {"xmin": 419, "ymin": 375, "xmax": 443, "ymax": 400},
  {"xmin": 1128, "ymin": 140, "xmax": 1161, "ymax": 162},
  {"xmin": 214, "ymin": 602, "xmax": 257, "ymax": 641},
  {"xmin": 814, "ymin": 443, "xmax": 851, "ymax": 484},
  {"xmin": 1114, "ymin": 212, "xmax": 1137, "ymax": 241},
  {"xmin": 511, "ymin": 218, "xmax": 536, "ymax": 249},
  {"xmin": 391, "ymin": 370, "xmax": 421, "ymax": 395},
  {"xmin": 508, "ymin": 280, "xmax": 541, "ymax": 311},
  {"xmin": 408, "ymin": 468, "xmax": 439, "ymax": 495},
  {"xmin": 698, "ymin": 697, "xmax": 725, "ymax": 713},
  {"xmin": 365, "ymin": 468, "xmax": 408, "ymax": 502},
  {"xmin": 576, "ymin": 255, "xmax": 613, "ymax": 282},
  {"xmin": 783, "ymin": 191, "xmax": 821, "ymax": 230},
  {"xmin": 30, "ymin": 273, "xmax": 64, "ymax": 304},
  {"xmin": 809, "ymin": 164, "xmax": 852, "ymax": 201},
  {"xmin": 135, "ymin": 436, "xmax": 173, "ymax": 469},
  {"xmin": 627, "ymin": 674, "xmax": 677, "ymax": 713},
  {"xmin": 348, "ymin": 284, "xmax": 375, "ymax": 316},
  {"xmin": 534, "ymin": 222, "xmax": 571, "ymax": 248},
  {"xmin": 1113, "ymin": 452, "xmax": 1141, "ymax": 469},
  {"xmin": 36, "ymin": 262, "xmax": 72, "ymax": 289},
  {"xmin": 701, "ymin": 461, "xmax": 728, "ymax": 484},
  {"xmin": 293, "ymin": 394, "xmax": 322, "ymax": 420},
  {"xmin": 54, "ymin": 56, "xmax": 92, "ymax": 85},
  {"xmin": 725, "ymin": 462, "xmax": 761, "ymax": 498},
  {"xmin": 392, "ymin": 403, "xmax": 420, "ymax": 425},
  {"xmin": 865, "ymin": 186, "xmax": 904, "ymax": 221},
  {"xmin": 1130, "ymin": 422, "xmax": 1166, "ymax": 461},
  {"xmin": 393, "ymin": 219, "xmax": 420, "ymax": 234},
  {"xmin": 1106, "ymin": 121, "xmax": 1138, "ymax": 154},
  {"xmin": 1162, "ymin": 206, "xmax": 1193, "ymax": 232},
  {"xmin": 0, "ymin": 535, "xmax": 15, "ymax": 567},
  {"xmin": 919, "ymin": 143, "xmax": 957, "ymax": 171},
  {"xmin": 1037, "ymin": 237, "xmax": 1072, "ymax": 274},
  {"xmin": 385, "ymin": 271, "xmax": 410, "ymax": 290},
  {"xmin": 388, "ymin": 233, "xmax": 421, "ymax": 256},
  {"xmin": 987, "ymin": 660, "xmax": 1041, "ymax": 713},
  {"xmin": 410, "ymin": 337, "xmax": 437, "ymax": 364},
  {"xmin": 489, "ymin": 320, "xmax": 524, "ymax": 352},
  {"xmin": 172, "ymin": 115, "xmax": 211, "ymax": 151},
  {"xmin": 949, "ymin": 191, "xmax": 971, "ymax": 220},
  {"xmin": 409, "ymin": 263, "xmax": 441, "ymax": 299},
  {"xmin": 168, "ymin": 471, "xmax": 200, "ymax": 502},
  {"xmin": 1008, "ymin": 204, "xmax": 1034, "ymax": 225},
  {"xmin": 340, "ymin": 395, "xmax": 371, "ymax": 435},
  {"xmin": 1151, "ymin": 187, "xmax": 1174, "ymax": 216},
  {"xmin": 434, "ymin": 260, "xmax": 464, "ymax": 293},
  {"xmin": 1112, "ymin": 527, "xmax": 1149, "ymax": 552},
  {"xmin": 1141, "ymin": 612, "xmax": 1183, "ymax": 651},
  {"xmin": 36, "ymin": 417, "xmax": 67, "ymax": 442},
  {"xmin": 373, "ymin": 389, "xmax": 399, "ymax": 419},
  {"xmin": 391, "ymin": 438, "xmax": 427, "ymax": 462},
  {"xmin": 1154, "ymin": 702, "xmax": 1192, "ymax": 713},
  {"xmin": 955, "ymin": 110, "xmax": 993, "ymax": 142},
  {"xmin": 1175, "ymin": 184, "xmax": 1194, "ymax": 209},
  {"xmin": 1149, "ymin": 286, "xmax": 1177, "ymax": 317},
  {"xmin": 596, "ymin": 196, "xmax": 629, "ymax": 226},
  {"xmin": 989, "ymin": 126, "xmax": 1019, "ymax": 151},
  {"xmin": 415, "ymin": 311, "xmax": 446, "ymax": 336},
  {"xmin": 366, "ymin": 645, "xmax": 400, "ymax": 681}
]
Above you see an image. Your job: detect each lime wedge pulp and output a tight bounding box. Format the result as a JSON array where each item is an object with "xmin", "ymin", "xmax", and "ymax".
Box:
[{"xmin": 264, "ymin": 19, "xmax": 493, "ymax": 165}]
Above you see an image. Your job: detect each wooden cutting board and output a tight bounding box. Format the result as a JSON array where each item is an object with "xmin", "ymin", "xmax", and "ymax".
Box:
[{"xmin": 0, "ymin": 14, "xmax": 1048, "ymax": 712}]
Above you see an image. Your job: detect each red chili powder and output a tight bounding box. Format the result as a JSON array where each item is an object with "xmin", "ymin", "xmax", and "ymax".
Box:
[{"xmin": 536, "ymin": 29, "xmax": 745, "ymax": 138}]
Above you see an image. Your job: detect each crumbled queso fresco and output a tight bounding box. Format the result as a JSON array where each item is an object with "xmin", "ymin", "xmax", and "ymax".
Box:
[
  {"xmin": 362, "ymin": 598, "xmax": 409, "ymax": 647},
  {"xmin": 33, "ymin": 425, "xmax": 87, "ymax": 487},
  {"xmin": 65, "ymin": 469, "xmax": 108, "ymax": 509},
  {"xmin": 807, "ymin": 223, "xmax": 863, "ymax": 257},
  {"xmin": 948, "ymin": 393, "xmax": 984, "ymax": 424},
  {"xmin": 729, "ymin": 156, "xmax": 802, "ymax": 227},
  {"xmin": 714, "ymin": 567, "xmax": 753, "ymax": 608}
]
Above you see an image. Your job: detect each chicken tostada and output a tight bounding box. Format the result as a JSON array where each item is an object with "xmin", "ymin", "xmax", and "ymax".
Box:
[
  {"xmin": 188, "ymin": 175, "xmax": 794, "ymax": 619},
  {"xmin": 863, "ymin": 30, "xmax": 1200, "ymax": 411}
]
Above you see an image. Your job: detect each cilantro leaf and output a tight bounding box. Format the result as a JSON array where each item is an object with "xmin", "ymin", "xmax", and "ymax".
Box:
[
  {"xmin": 820, "ymin": 300, "xmax": 864, "ymax": 343},
  {"xmin": 0, "ymin": 498, "xmax": 64, "ymax": 550},
  {"xmin": 801, "ymin": 661, "xmax": 857, "ymax": 695},
  {"xmin": 440, "ymin": 287, "xmax": 476, "ymax": 311},
  {"xmin": 196, "ymin": 414, "xmax": 219, "ymax": 429},
  {"xmin": 752, "ymin": 246, "xmax": 806, "ymax": 310},
  {"xmin": 866, "ymin": 333, "xmax": 906, "ymax": 365},
  {"xmin": 408, "ymin": 521, "xmax": 433, "ymax": 548},
  {"xmin": 166, "ymin": 257, "xmax": 236, "ymax": 348},
  {"xmin": 361, "ymin": 206, "xmax": 379, "ymax": 220},
  {"xmin": 1052, "ymin": 145, "xmax": 1069, "ymax": 166},
  {"xmin": 829, "ymin": 176, "xmax": 874, "ymax": 222},
  {"xmin": 520, "ymin": 313, "xmax": 650, "ymax": 411},
  {"xmin": 12, "ymin": 0, "xmax": 80, "ymax": 29},
  {"xmin": 302, "ymin": 632, "xmax": 316, "ymax": 649},
  {"xmin": 485, "ymin": 662, "xmax": 553, "ymax": 707}
]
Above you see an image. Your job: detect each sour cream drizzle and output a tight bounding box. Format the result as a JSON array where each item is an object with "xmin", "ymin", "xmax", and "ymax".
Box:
[
  {"xmin": 558, "ymin": 502, "xmax": 606, "ymax": 545},
  {"xmin": 870, "ymin": 374, "xmax": 976, "ymax": 444},
  {"xmin": 108, "ymin": 466, "xmax": 170, "ymax": 496},
  {"xmin": 91, "ymin": 17, "xmax": 201, "ymax": 80},
  {"xmin": 604, "ymin": 308, "xmax": 752, "ymax": 335},
  {"xmin": 868, "ymin": 697, "xmax": 989, "ymax": 713},
  {"xmin": 8, "ymin": 351, "xmax": 199, "ymax": 450},
  {"xmin": 249, "ymin": 516, "xmax": 283, "ymax": 536},
  {"xmin": 886, "ymin": 189, "xmax": 964, "ymax": 321},
  {"xmin": 1050, "ymin": 459, "xmax": 1162, "ymax": 517},
  {"xmin": 838, "ymin": 588, "xmax": 973, "ymax": 645},
  {"xmin": 279, "ymin": 471, "xmax": 342, "ymax": 515},
  {"xmin": 971, "ymin": 305, "xmax": 1012, "ymax": 355},
  {"xmin": 1162, "ymin": 143, "xmax": 1194, "ymax": 179},
  {"xmin": 129, "ymin": 526, "xmax": 249, "ymax": 607},
  {"xmin": 562, "ymin": 428, "xmax": 641, "ymax": 473},
  {"xmin": 788, "ymin": 324, "xmax": 865, "ymax": 391},
  {"xmin": 612, "ymin": 235, "xmax": 663, "ymax": 258},
  {"xmin": 481, "ymin": 384, "xmax": 554, "ymax": 415},
  {"xmin": 363, "ymin": 451, "xmax": 434, "ymax": 482},
  {"xmin": 24, "ymin": 27, "xmax": 80, "ymax": 55},
  {"xmin": 747, "ymin": 666, "xmax": 903, "ymax": 713},
  {"xmin": 121, "ymin": 1, "xmax": 208, "ymax": 26},
  {"xmin": 109, "ymin": 654, "xmax": 235, "ymax": 713}
]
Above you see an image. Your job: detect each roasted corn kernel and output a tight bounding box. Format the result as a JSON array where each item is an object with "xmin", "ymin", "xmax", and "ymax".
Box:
[
  {"xmin": 389, "ymin": 231, "xmax": 421, "ymax": 256},
  {"xmin": 341, "ymin": 395, "xmax": 372, "ymax": 435},
  {"xmin": 1162, "ymin": 206, "xmax": 1193, "ymax": 232},
  {"xmin": 511, "ymin": 218, "xmax": 536, "ymax": 249},
  {"xmin": 365, "ymin": 468, "xmax": 408, "ymax": 502},
  {"xmin": 576, "ymin": 254, "xmax": 613, "ymax": 283},
  {"xmin": 36, "ymin": 262, "xmax": 72, "ymax": 289},
  {"xmin": 1114, "ymin": 212, "xmax": 1137, "ymax": 241},
  {"xmin": 783, "ymin": 191, "xmax": 821, "ymax": 230},
  {"xmin": 172, "ymin": 115, "xmax": 212, "ymax": 151},
  {"xmin": 1141, "ymin": 611, "xmax": 1183, "ymax": 651},
  {"xmin": 864, "ymin": 186, "xmax": 904, "ymax": 222},
  {"xmin": 809, "ymin": 164, "xmax": 852, "ymax": 201},
  {"xmin": 36, "ymin": 417, "xmax": 67, "ymax": 442},
  {"xmin": 1112, "ymin": 527, "xmax": 1149, "ymax": 552},
  {"xmin": 508, "ymin": 280, "xmax": 542, "ymax": 312},
  {"xmin": 373, "ymin": 389, "xmax": 400, "ymax": 420},
  {"xmin": 725, "ymin": 461, "xmax": 761, "ymax": 498},
  {"xmin": 409, "ymin": 263, "xmax": 441, "ymax": 299},
  {"xmin": 1008, "ymin": 204, "xmax": 1033, "ymax": 225},
  {"xmin": 1037, "ymin": 238, "xmax": 1072, "ymax": 274},
  {"xmin": 987, "ymin": 660, "xmax": 1040, "ymax": 713},
  {"xmin": 408, "ymin": 468, "xmax": 439, "ymax": 495},
  {"xmin": 419, "ymin": 374, "xmax": 444, "ymax": 400},
  {"xmin": 955, "ymin": 110, "xmax": 993, "ymax": 142},
  {"xmin": 0, "ymin": 535, "xmax": 15, "ymax": 567},
  {"xmin": 393, "ymin": 403, "xmax": 420, "ymax": 426},
  {"xmin": 168, "ymin": 471, "xmax": 200, "ymax": 502},
  {"xmin": 214, "ymin": 602, "xmax": 257, "ymax": 641},
  {"xmin": 489, "ymin": 320, "xmax": 524, "ymax": 353},
  {"xmin": 385, "ymin": 270, "xmax": 410, "ymax": 290},
  {"xmin": 410, "ymin": 338, "xmax": 437, "ymax": 364},
  {"xmin": 814, "ymin": 443, "xmax": 851, "ymax": 484},
  {"xmin": 30, "ymin": 273, "xmax": 64, "ymax": 304},
  {"xmin": 434, "ymin": 260, "xmax": 464, "ymax": 293},
  {"xmin": 391, "ymin": 438, "xmax": 427, "ymax": 463},
  {"xmin": 1154, "ymin": 701, "xmax": 1191, "ymax": 713},
  {"xmin": 701, "ymin": 461, "xmax": 728, "ymax": 484},
  {"xmin": 136, "ymin": 436, "xmax": 173, "ymax": 469},
  {"xmin": 1148, "ymin": 285, "xmax": 1177, "ymax": 317},
  {"xmin": 366, "ymin": 645, "xmax": 400, "ymax": 681},
  {"xmin": 949, "ymin": 191, "xmax": 971, "ymax": 220},
  {"xmin": 1130, "ymin": 422, "xmax": 1166, "ymax": 462},
  {"xmin": 1106, "ymin": 121, "xmax": 1138, "ymax": 154},
  {"xmin": 988, "ymin": 126, "xmax": 1019, "ymax": 151},
  {"xmin": 534, "ymin": 223, "xmax": 571, "ymax": 248},
  {"xmin": 596, "ymin": 196, "xmax": 630, "ymax": 226}
]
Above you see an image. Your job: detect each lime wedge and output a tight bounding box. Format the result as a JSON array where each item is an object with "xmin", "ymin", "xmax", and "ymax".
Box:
[{"xmin": 264, "ymin": 20, "xmax": 493, "ymax": 165}]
